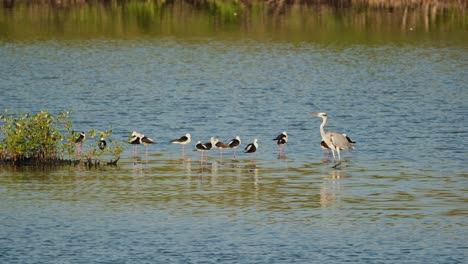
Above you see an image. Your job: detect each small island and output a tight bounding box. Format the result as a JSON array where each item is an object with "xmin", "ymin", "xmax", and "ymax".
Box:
[{"xmin": 0, "ymin": 110, "xmax": 123, "ymax": 167}]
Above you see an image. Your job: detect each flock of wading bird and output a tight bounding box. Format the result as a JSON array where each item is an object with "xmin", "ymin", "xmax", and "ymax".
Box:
[{"xmin": 76, "ymin": 112, "xmax": 356, "ymax": 168}]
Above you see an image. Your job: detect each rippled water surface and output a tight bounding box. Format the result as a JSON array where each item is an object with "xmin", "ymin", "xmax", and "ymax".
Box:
[{"xmin": 0, "ymin": 37, "xmax": 467, "ymax": 263}]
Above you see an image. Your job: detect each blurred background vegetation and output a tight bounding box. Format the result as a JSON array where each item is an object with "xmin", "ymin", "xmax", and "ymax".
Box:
[{"xmin": 0, "ymin": 0, "xmax": 466, "ymax": 43}]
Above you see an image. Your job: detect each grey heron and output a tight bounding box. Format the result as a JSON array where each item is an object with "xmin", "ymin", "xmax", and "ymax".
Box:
[
  {"xmin": 309, "ymin": 112, "xmax": 354, "ymax": 164},
  {"xmin": 320, "ymin": 134, "xmax": 355, "ymax": 159}
]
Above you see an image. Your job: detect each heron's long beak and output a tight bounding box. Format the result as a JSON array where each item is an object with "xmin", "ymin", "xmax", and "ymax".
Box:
[{"xmin": 309, "ymin": 112, "xmax": 319, "ymax": 116}]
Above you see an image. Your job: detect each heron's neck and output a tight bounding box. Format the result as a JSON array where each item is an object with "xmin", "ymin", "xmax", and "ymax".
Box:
[{"xmin": 320, "ymin": 117, "xmax": 327, "ymax": 139}]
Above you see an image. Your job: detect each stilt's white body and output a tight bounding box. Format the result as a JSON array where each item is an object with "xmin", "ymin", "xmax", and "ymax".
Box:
[{"xmin": 172, "ymin": 133, "xmax": 191, "ymax": 157}]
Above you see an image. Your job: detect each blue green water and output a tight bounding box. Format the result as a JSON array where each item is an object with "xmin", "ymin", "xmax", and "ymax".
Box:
[{"xmin": 0, "ymin": 28, "xmax": 467, "ymax": 264}]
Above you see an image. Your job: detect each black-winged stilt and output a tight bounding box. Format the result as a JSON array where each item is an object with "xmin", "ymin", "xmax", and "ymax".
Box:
[
  {"xmin": 128, "ymin": 131, "xmax": 155, "ymax": 158},
  {"xmin": 244, "ymin": 138, "xmax": 258, "ymax": 159},
  {"xmin": 74, "ymin": 131, "xmax": 86, "ymax": 159},
  {"xmin": 273, "ymin": 131, "xmax": 288, "ymax": 157},
  {"xmin": 195, "ymin": 141, "xmax": 211, "ymax": 152},
  {"xmin": 171, "ymin": 133, "xmax": 191, "ymax": 157},
  {"xmin": 197, "ymin": 137, "xmax": 217, "ymax": 161},
  {"xmin": 98, "ymin": 137, "xmax": 107, "ymax": 150},
  {"xmin": 129, "ymin": 131, "xmax": 142, "ymax": 155},
  {"xmin": 140, "ymin": 134, "xmax": 156, "ymax": 158},
  {"xmin": 227, "ymin": 136, "xmax": 241, "ymax": 159},
  {"xmin": 320, "ymin": 140, "xmax": 330, "ymax": 159},
  {"xmin": 194, "ymin": 140, "xmax": 212, "ymax": 161},
  {"xmin": 215, "ymin": 140, "xmax": 230, "ymax": 159},
  {"xmin": 203, "ymin": 137, "xmax": 217, "ymax": 160}
]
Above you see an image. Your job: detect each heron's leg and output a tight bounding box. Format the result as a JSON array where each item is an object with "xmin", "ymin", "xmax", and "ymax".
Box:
[
  {"xmin": 331, "ymin": 149, "xmax": 336, "ymax": 161},
  {"xmin": 336, "ymin": 148, "xmax": 341, "ymax": 161}
]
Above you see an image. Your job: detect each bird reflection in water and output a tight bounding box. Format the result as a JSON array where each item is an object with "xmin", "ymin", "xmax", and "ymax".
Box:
[{"xmin": 320, "ymin": 170, "xmax": 349, "ymax": 208}]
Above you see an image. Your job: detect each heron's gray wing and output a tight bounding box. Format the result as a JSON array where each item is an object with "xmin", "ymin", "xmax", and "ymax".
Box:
[{"xmin": 330, "ymin": 132, "xmax": 353, "ymax": 150}]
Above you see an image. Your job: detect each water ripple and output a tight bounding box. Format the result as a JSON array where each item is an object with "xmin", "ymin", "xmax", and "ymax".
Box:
[{"xmin": 0, "ymin": 40, "xmax": 466, "ymax": 263}]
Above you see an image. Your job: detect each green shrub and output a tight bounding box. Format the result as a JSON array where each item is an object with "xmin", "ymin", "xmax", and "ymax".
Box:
[
  {"xmin": 0, "ymin": 110, "xmax": 122, "ymax": 165},
  {"xmin": 0, "ymin": 110, "xmax": 67, "ymax": 162},
  {"xmin": 79, "ymin": 129, "xmax": 124, "ymax": 166}
]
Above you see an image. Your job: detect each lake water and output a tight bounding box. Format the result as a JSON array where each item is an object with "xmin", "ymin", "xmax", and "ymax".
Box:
[{"xmin": 0, "ymin": 3, "xmax": 467, "ymax": 263}]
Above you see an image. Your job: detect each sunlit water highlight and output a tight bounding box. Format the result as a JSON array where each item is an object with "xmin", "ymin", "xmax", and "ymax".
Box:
[{"xmin": 0, "ymin": 39, "xmax": 467, "ymax": 263}]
